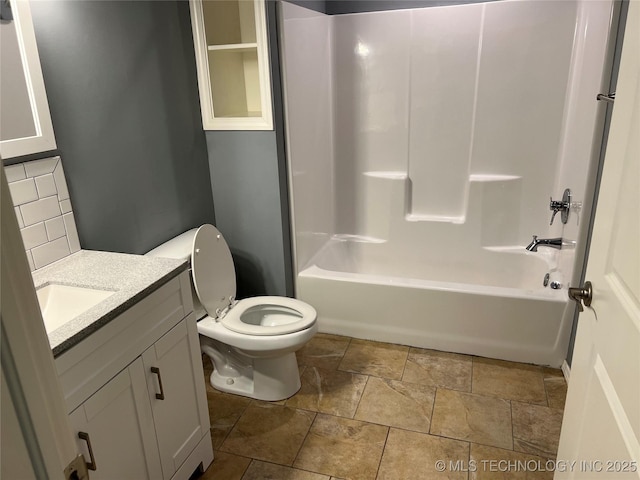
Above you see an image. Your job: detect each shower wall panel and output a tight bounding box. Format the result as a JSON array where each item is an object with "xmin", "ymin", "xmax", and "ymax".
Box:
[{"xmin": 280, "ymin": 3, "xmax": 334, "ymax": 270}]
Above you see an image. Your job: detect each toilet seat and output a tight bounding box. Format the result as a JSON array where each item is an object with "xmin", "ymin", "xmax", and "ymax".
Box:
[
  {"xmin": 191, "ymin": 225, "xmax": 316, "ymax": 337},
  {"xmin": 221, "ymin": 296, "xmax": 316, "ymax": 336},
  {"xmin": 191, "ymin": 224, "xmax": 237, "ymax": 315}
]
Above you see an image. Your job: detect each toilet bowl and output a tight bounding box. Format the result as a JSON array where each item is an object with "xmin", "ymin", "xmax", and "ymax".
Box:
[{"xmin": 147, "ymin": 224, "xmax": 317, "ymax": 401}]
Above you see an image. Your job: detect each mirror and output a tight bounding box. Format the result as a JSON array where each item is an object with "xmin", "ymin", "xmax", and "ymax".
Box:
[{"xmin": 0, "ymin": 0, "xmax": 56, "ymax": 159}]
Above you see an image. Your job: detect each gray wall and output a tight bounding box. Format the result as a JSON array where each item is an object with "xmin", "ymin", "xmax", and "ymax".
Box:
[
  {"xmin": 26, "ymin": 0, "xmax": 214, "ymax": 255},
  {"xmin": 205, "ymin": 1, "xmax": 293, "ymax": 298}
]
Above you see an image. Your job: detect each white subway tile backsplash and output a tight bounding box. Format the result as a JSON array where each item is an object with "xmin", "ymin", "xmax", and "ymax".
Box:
[
  {"xmin": 60, "ymin": 199, "xmax": 72, "ymax": 214},
  {"xmin": 8, "ymin": 156, "xmax": 80, "ymax": 271},
  {"xmin": 21, "ymin": 222, "xmax": 49, "ymax": 250},
  {"xmin": 15, "ymin": 207, "xmax": 24, "ymax": 228},
  {"xmin": 31, "ymin": 236, "xmax": 71, "ymax": 270},
  {"xmin": 63, "ymin": 213, "xmax": 81, "ymax": 253},
  {"xmin": 5, "ymin": 164, "xmax": 26, "ymax": 182},
  {"xmin": 35, "ymin": 173, "xmax": 58, "ymax": 198},
  {"xmin": 9, "ymin": 178, "xmax": 39, "ymax": 205},
  {"xmin": 45, "ymin": 216, "xmax": 66, "ymax": 241},
  {"xmin": 53, "ymin": 161, "xmax": 70, "ymax": 201},
  {"xmin": 26, "ymin": 250, "xmax": 35, "ymax": 271},
  {"xmin": 20, "ymin": 196, "xmax": 62, "ymax": 226},
  {"xmin": 24, "ymin": 157, "xmax": 58, "ymax": 177}
]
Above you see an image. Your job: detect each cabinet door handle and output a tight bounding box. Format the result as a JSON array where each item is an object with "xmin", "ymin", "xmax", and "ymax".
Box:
[
  {"xmin": 78, "ymin": 431, "xmax": 97, "ymax": 471},
  {"xmin": 151, "ymin": 366, "xmax": 165, "ymax": 400}
]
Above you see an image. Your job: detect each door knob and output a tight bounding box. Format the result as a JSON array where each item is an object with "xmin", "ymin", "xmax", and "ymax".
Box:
[{"xmin": 568, "ymin": 281, "xmax": 592, "ymax": 312}]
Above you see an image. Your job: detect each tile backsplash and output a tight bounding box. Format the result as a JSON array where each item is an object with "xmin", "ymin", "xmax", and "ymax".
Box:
[{"xmin": 5, "ymin": 156, "xmax": 81, "ymax": 271}]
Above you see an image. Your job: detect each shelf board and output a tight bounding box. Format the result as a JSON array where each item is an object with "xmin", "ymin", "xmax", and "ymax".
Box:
[{"xmin": 207, "ymin": 43, "xmax": 258, "ymax": 53}]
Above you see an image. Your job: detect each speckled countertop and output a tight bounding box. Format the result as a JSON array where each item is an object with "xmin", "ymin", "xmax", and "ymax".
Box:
[{"xmin": 32, "ymin": 250, "xmax": 188, "ymax": 357}]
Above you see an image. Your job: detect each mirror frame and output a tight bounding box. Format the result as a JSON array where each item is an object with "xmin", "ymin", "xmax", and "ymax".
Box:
[{"xmin": 1, "ymin": 0, "xmax": 56, "ymax": 159}]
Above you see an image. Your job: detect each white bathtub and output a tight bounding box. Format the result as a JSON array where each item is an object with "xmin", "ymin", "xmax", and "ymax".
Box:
[{"xmin": 297, "ymin": 240, "xmax": 571, "ymax": 366}]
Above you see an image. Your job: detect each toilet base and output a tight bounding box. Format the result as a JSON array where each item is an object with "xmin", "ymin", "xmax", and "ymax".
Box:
[{"xmin": 202, "ymin": 342, "xmax": 302, "ymax": 401}]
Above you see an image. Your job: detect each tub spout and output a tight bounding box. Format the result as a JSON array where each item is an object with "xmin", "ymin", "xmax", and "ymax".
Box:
[{"xmin": 525, "ymin": 235, "xmax": 563, "ymax": 252}]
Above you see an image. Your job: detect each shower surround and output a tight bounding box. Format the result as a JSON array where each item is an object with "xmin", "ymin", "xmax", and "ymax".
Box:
[{"xmin": 280, "ymin": 0, "xmax": 614, "ymax": 365}]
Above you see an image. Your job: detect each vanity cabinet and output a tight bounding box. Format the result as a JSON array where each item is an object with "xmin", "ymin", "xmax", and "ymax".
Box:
[
  {"xmin": 189, "ymin": 0, "xmax": 273, "ymax": 130},
  {"xmin": 68, "ymin": 359, "xmax": 163, "ymax": 480},
  {"xmin": 56, "ymin": 272, "xmax": 213, "ymax": 480}
]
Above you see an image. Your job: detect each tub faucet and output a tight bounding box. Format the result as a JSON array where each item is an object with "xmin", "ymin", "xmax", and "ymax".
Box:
[{"xmin": 525, "ymin": 235, "xmax": 563, "ymax": 252}]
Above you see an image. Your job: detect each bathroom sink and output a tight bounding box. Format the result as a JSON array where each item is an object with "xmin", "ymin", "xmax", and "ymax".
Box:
[{"xmin": 36, "ymin": 284, "xmax": 115, "ymax": 333}]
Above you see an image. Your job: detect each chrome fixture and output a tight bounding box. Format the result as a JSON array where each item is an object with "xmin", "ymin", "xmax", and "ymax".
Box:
[
  {"xmin": 543, "ymin": 273, "xmax": 550, "ymax": 287},
  {"xmin": 596, "ymin": 92, "xmax": 615, "ymax": 104},
  {"xmin": 550, "ymin": 281, "xmax": 562, "ymax": 290},
  {"xmin": 525, "ymin": 236, "xmax": 563, "ymax": 252},
  {"xmin": 568, "ymin": 281, "xmax": 593, "ymax": 312},
  {"xmin": 549, "ymin": 188, "xmax": 571, "ymax": 225}
]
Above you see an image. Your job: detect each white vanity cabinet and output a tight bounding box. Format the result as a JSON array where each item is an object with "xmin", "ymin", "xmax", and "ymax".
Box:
[
  {"xmin": 189, "ymin": 0, "xmax": 273, "ymax": 130},
  {"xmin": 56, "ymin": 272, "xmax": 213, "ymax": 480},
  {"xmin": 68, "ymin": 359, "xmax": 163, "ymax": 480}
]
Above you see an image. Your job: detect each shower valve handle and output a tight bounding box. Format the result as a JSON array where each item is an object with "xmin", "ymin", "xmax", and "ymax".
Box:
[{"xmin": 549, "ymin": 189, "xmax": 572, "ymax": 225}]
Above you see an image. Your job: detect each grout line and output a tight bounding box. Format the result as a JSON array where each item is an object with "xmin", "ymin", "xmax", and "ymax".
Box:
[
  {"xmin": 290, "ymin": 411, "xmax": 318, "ymax": 467},
  {"xmin": 351, "ymin": 374, "xmax": 370, "ymax": 419},
  {"xmin": 509, "ymin": 399, "xmax": 515, "ymax": 452},
  {"xmin": 399, "ymin": 348, "xmax": 409, "ymax": 381},
  {"xmin": 543, "ymin": 376, "xmax": 551, "ymax": 407},
  {"xmin": 428, "ymin": 387, "xmax": 438, "ymax": 434},
  {"xmin": 375, "ymin": 425, "xmax": 392, "ymax": 480},
  {"xmin": 237, "ymin": 457, "xmax": 252, "ymax": 479},
  {"xmin": 470, "ymin": 355, "xmax": 475, "ymax": 393}
]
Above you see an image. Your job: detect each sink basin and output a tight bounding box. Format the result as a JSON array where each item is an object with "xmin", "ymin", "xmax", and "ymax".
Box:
[{"xmin": 36, "ymin": 284, "xmax": 115, "ymax": 333}]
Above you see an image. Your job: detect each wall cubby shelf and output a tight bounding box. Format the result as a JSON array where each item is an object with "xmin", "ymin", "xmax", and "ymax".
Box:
[{"xmin": 190, "ymin": 0, "xmax": 273, "ymax": 130}]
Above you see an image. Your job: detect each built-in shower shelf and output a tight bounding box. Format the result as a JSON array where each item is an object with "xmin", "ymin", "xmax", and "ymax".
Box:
[
  {"xmin": 469, "ymin": 174, "xmax": 522, "ymax": 182},
  {"xmin": 363, "ymin": 171, "xmax": 408, "ymax": 179},
  {"xmin": 332, "ymin": 234, "xmax": 386, "ymax": 244},
  {"xmin": 405, "ymin": 214, "xmax": 466, "ymax": 224}
]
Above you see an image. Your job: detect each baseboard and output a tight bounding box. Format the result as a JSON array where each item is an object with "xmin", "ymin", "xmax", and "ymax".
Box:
[{"xmin": 561, "ymin": 360, "xmax": 571, "ymax": 383}]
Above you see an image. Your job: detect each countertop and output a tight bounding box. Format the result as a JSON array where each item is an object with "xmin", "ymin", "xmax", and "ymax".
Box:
[{"xmin": 32, "ymin": 250, "xmax": 188, "ymax": 357}]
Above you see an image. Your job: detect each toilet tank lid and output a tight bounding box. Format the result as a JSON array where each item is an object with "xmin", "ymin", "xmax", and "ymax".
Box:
[{"xmin": 146, "ymin": 228, "xmax": 199, "ymax": 260}]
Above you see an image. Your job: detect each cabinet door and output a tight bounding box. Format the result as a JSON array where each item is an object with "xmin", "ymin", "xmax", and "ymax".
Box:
[
  {"xmin": 69, "ymin": 359, "xmax": 163, "ymax": 480},
  {"xmin": 142, "ymin": 316, "xmax": 210, "ymax": 480}
]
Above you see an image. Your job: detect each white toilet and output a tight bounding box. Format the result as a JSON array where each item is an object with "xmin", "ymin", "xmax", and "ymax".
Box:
[{"xmin": 147, "ymin": 224, "xmax": 317, "ymax": 401}]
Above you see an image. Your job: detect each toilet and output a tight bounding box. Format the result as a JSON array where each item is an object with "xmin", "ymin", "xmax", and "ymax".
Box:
[{"xmin": 147, "ymin": 224, "xmax": 317, "ymax": 401}]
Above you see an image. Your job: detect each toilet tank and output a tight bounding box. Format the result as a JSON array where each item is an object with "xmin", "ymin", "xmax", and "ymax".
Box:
[{"xmin": 146, "ymin": 228, "xmax": 207, "ymax": 320}]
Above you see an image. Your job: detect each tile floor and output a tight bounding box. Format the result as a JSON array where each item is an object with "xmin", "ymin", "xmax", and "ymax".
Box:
[{"xmin": 194, "ymin": 334, "xmax": 567, "ymax": 480}]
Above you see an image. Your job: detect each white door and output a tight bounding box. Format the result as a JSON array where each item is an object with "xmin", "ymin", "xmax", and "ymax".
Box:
[
  {"xmin": 1, "ymin": 166, "xmax": 81, "ymax": 478},
  {"xmin": 555, "ymin": 2, "xmax": 640, "ymax": 478}
]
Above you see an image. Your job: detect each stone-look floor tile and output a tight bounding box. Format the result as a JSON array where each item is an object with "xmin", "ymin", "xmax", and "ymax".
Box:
[
  {"xmin": 207, "ymin": 390, "xmax": 252, "ymax": 449},
  {"xmin": 512, "ymin": 402, "xmax": 563, "ymax": 459},
  {"xmin": 354, "ymin": 377, "xmax": 435, "ymax": 433},
  {"xmin": 430, "ymin": 389, "xmax": 513, "ymax": 450},
  {"xmin": 221, "ymin": 402, "xmax": 315, "ymax": 466},
  {"xmin": 198, "ymin": 451, "xmax": 251, "ymax": 480},
  {"xmin": 470, "ymin": 444, "xmax": 554, "ymax": 480},
  {"xmin": 285, "ymin": 366, "xmax": 367, "ymax": 418},
  {"xmin": 402, "ymin": 348, "xmax": 473, "ymax": 392},
  {"xmin": 541, "ymin": 366, "xmax": 564, "ymax": 377},
  {"xmin": 377, "ymin": 428, "xmax": 469, "ymax": 480},
  {"xmin": 297, "ymin": 334, "xmax": 351, "ymax": 370},
  {"xmin": 242, "ymin": 460, "xmax": 331, "ymax": 480},
  {"xmin": 338, "ymin": 339, "xmax": 409, "ymax": 380},
  {"xmin": 544, "ymin": 377, "xmax": 567, "ymax": 410},
  {"xmin": 294, "ymin": 414, "xmax": 388, "ymax": 480},
  {"xmin": 472, "ymin": 358, "xmax": 546, "ymax": 405}
]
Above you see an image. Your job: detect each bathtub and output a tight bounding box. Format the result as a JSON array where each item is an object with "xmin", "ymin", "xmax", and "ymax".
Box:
[{"xmin": 297, "ymin": 239, "xmax": 570, "ymax": 366}]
